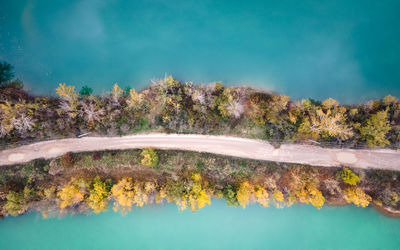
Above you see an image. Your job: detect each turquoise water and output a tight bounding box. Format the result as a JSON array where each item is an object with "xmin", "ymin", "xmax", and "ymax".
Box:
[
  {"xmin": 0, "ymin": 200, "xmax": 399, "ymax": 249},
  {"xmin": 2, "ymin": 1, "xmax": 400, "ymax": 249},
  {"xmin": 1, "ymin": 0, "xmax": 400, "ymax": 102}
]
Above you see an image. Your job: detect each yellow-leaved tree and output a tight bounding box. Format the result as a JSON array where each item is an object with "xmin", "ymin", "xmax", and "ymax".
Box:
[
  {"xmin": 343, "ymin": 187, "xmax": 371, "ymax": 207},
  {"xmin": 57, "ymin": 178, "xmax": 88, "ymax": 210},
  {"xmin": 111, "ymin": 177, "xmax": 134, "ymax": 214},
  {"xmin": 236, "ymin": 181, "xmax": 252, "ymax": 208},
  {"xmin": 56, "ymin": 83, "xmax": 79, "ymax": 118},
  {"xmin": 87, "ymin": 177, "xmax": 111, "ymax": 214},
  {"xmin": 140, "ymin": 148, "xmax": 159, "ymax": 168}
]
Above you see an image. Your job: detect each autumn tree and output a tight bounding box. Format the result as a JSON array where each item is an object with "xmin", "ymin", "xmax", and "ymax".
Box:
[
  {"xmin": 308, "ymin": 109, "xmax": 353, "ymax": 140},
  {"xmin": 360, "ymin": 109, "xmax": 391, "ymax": 147},
  {"xmin": 3, "ymin": 191, "xmax": 27, "ymax": 216},
  {"xmin": 56, "ymin": 83, "xmax": 79, "ymax": 119},
  {"xmin": 343, "ymin": 187, "xmax": 371, "ymax": 207},
  {"xmin": 236, "ymin": 181, "xmax": 252, "ymax": 208},
  {"xmin": 111, "ymin": 177, "xmax": 134, "ymax": 214},
  {"xmin": 141, "ymin": 148, "xmax": 159, "ymax": 168},
  {"xmin": 111, "ymin": 83, "xmax": 123, "ymax": 105},
  {"xmin": 126, "ymin": 88, "xmax": 145, "ymax": 110},
  {"xmin": 340, "ymin": 168, "xmax": 360, "ymax": 186},
  {"xmin": 87, "ymin": 177, "xmax": 112, "ymax": 213},
  {"xmin": 57, "ymin": 178, "xmax": 88, "ymax": 210},
  {"xmin": 0, "ymin": 101, "xmax": 36, "ymax": 137},
  {"xmin": 381, "ymin": 95, "xmax": 398, "ymax": 107},
  {"xmin": 79, "ymin": 96, "xmax": 105, "ymax": 129}
]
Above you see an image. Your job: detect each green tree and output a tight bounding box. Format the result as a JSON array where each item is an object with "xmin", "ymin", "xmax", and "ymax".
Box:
[
  {"xmin": 360, "ymin": 109, "xmax": 391, "ymax": 147},
  {"xmin": 79, "ymin": 85, "xmax": 93, "ymax": 96},
  {"xmin": 223, "ymin": 185, "xmax": 239, "ymax": 206},
  {"xmin": 0, "ymin": 61, "xmax": 23, "ymax": 89},
  {"xmin": 0, "ymin": 61, "xmax": 14, "ymax": 84}
]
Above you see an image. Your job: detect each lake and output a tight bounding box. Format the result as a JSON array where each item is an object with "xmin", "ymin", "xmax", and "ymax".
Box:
[
  {"xmin": 0, "ymin": 200, "xmax": 399, "ymax": 249},
  {"xmin": 1, "ymin": 1, "xmax": 400, "ymax": 249},
  {"xmin": 1, "ymin": 0, "xmax": 400, "ymax": 102}
]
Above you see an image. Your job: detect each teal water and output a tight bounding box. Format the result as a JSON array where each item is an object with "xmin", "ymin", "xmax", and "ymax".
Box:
[
  {"xmin": 2, "ymin": 1, "xmax": 400, "ymax": 249},
  {"xmin": 1, "ymin": 0, "xmax": 400, "ymax": 102},
  {"xmin": 0, "ymin": 200, "xmax": 399, "ymax": 249}
]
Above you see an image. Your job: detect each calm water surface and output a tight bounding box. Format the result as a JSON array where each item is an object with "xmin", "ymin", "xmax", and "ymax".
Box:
[
  {"xmin": 0, "ymin": 200, "xmax": 399, "ymax": 250},
  {"xmin": 1, "ymin": 1, "xmax": 400, "ymax": 249},
  {"xmin": 1, "ymin": 0, "xmax": 400, "ymax": 102}
]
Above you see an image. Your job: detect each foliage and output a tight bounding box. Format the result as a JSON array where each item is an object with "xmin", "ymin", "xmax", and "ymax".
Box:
[
  {"xmin": 87, "ymin": 176, "xmax": 111, "ymax": 213},
  {"xmin": 57, "ymin": 178, "xmax": 88, "ymax": 209},
  {"xmin": 56, "ymin": 83, "xmax": 78, "ymax": 102},
  {"xmin": 223, "ymin": 185, "xmax": 239, "ymax": 206},
  {"xmin": 309, "ymin": 109, "xmax": 353, "ymax": 140},
  {"xmin": 3, "ymin": 191, "xmax": 27, "ymax": 216},
  {"xmin": 140, "ymin": 148, "xmax": 159, "ymax": 168},
  {"xmin": 0, "ymin": 61, "xmax": 14, "ymax": 84},
  {"xmin": 340, "ymin": 168, "xmax": 360, "ymax": 186},
  {"xmin": 360, "ymin": 109, "xmax": 391, "ymax": 147},
  {"xmin": 343, "ymin": 187, "xmax": 371, "ymax": 207},
  {"xmin": 79, "ymin": 85, "xmax": 93, "ymax": 96},
  {"xmin": 236, "ymin": 181, "xmax": 252, "ymax": 208},
  {"xmin": 111, "ymin": 177, "xmax": 135, "ymax": 213}
]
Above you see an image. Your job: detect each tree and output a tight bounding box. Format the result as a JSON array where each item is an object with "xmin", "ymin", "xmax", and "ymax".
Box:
[
  {"xmin": 236, "ymin": 181, "xmax": 252, "ymax": 208},
  {"xmin": 309, "ymin": 109, "xmax": 354, "ymax": 140},
  {"xmin": 360, "ymin": 109, "xmax": 391, "ymax": 147},
  {"xmin": 3, "ymin": 191, "xmax": 27, "ymax": 216},
  {"xmin": 0, "ymin": 61, "xmax": 14, "ymax": 85},
  {"xmin": 223, "ymin": 185, "xmax": 239, "ymax": 206},
  {"xmin": 79, "ymin": 85, "xmax": 93, "ymax": 96},
  {"xmin": 57, "ymin": 178, "xmax": 87, "ymax": 210},
  {"xmin": 140, "ymin": 148, "xmax": 159, "ymax": 168},
  {"xmin": 87, "ymin": 177, "xmax": 111, "ymax": 213},
  {"xmin": 254, "ymin": 185, "xmax": 269, "ymax": 207},
  {"xmin": 56, "ymin": 83, "xmax": 79, "ymax": 119},
  {"xmin": 322, "ymin": 98, "xmax": 339, "ymax": 110},
  {"xmin": 340, "ymin": 168, "xmax": 360, "ymax": 186},
  {"xmin": 382, "ymin": 95, "xmax": 398, "ymax": 107},
  {"xmin": 126, "ymin": 88, "xmax": 144, "ymax": 110},
  {"xmin": 111, "ymin": 83, "xmax": 123, "ymax": 104},
  {"xmin": 56, "ymin": 83, "xmax": 78, "ymax": 102},
  {"xmin": 111, "ymin": 177, "xmax": 134, "ymax": 213},
  {"xmin": 343, "ymin": 187, "xmax": 371, "ymax": 207}
]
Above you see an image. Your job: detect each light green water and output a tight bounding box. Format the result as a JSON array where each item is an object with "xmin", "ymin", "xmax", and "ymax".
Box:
[
  {"xmin": 1, "ymin": 0, "xmax": 400, "ymax": 102},
  {"xmin": 0, "ymin": 200, "xmax": 399, "ymax": 250}
]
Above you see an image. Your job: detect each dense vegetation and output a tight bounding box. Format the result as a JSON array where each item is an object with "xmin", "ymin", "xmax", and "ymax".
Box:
[
  {"xmin": 0, "ymin": 60, "xmax": 399, "ymax": 148},
  {"xmin": 0, "ymin": 149, "xmax": 399, "ymax": 218}
]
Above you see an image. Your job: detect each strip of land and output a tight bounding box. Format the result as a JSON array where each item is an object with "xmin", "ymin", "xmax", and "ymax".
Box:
[{"xmin": 0, "ymin": 134, "xmax": 399, "ymax": 170}]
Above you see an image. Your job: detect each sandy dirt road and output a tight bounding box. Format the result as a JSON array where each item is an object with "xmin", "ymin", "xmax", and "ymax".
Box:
[{"xmin": 0, "ymin": 134, "xmax": 399, "ymax": 170}]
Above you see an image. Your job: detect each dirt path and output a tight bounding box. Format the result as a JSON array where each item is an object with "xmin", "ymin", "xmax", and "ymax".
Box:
[{"xmin": 0, "ymin": 134, "xmax": 399, "ymax": 170}]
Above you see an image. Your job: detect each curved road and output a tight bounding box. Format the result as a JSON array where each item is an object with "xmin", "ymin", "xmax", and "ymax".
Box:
[{"xmin": 0, "ymin": 134, "xmax": 399, "ymax": 170}]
